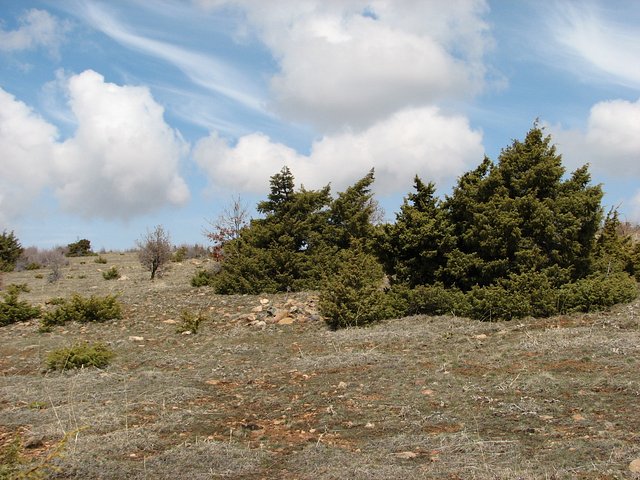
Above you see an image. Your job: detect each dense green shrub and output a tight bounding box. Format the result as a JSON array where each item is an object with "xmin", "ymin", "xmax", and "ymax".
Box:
[
  {"xmin": 41, "ymin": 294, "xmax": 122, "ymax": 328},
  {"xmin": 0, "ymin": 284, "xmax": 41, "ymax": 326},
  {"xmin": 191, "ymin": 267, "xmax": 218, "ymax": 287},
  {"xmin": 319, "ymin": 246, "xmax": 392, "ymax": 329},
  {"xmin": 0, "ymin": 230, "xmax": 23, "ymax": 272},
  {"xmin": 559, "ymin": 272, "xmax": 638, "ymax": 313},
  {"xmin": 102, "ymin": 266, "xmax": 120, "ymax": 280},
  {"xmin": 46, "ymin": 342, "xmax": 114, "ymax": 370},
  {"xmin": 387, "ymin": 283, "xmax": 468, "ymax": 318}
]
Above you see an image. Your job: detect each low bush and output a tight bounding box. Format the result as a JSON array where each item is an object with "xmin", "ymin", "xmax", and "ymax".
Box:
[
  {"xmin": 46, "ymin": 342, "xmax": 114, "ymax": 370},
  {"xmin": 176, "ymin": 310, "xmax": 207, "ymax": 334},
  {"xmin": 94, "ymin": 255, "xmax": 108, "ymax": 264},
  {"xmin": 41, "ymin": 294, "xmax": 122, "ymax": 328},
  {"xmin": 191, "ymin": 265, "xmax": 221, "ymax": 287},
  {"xmin": 0, "ymin": 284, "xmax": 41, "ymax": 327},
  {"xmin": 559, "ymin": 272, "xmax": 638, "ymax": 313},
  {"xmin": 102, "ymin": 266, "xmax": 120, "ymax": 280}
]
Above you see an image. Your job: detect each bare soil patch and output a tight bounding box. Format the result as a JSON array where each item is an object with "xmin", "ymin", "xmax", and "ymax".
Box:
[{"xmin": 1, "ymin": 253, "xmax": 639, "ymax": 478}]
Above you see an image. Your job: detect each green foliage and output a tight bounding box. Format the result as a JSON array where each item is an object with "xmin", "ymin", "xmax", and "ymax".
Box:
[
  {"xmin": 25, "ymin": 262, "xmax": 41, "ymax": 270},
  {"xmin": 212, "ymin": 168, "xmax": 382, "ymax": 295},
  {"xmin": 319, "ymin": 246, "xmax": 391, "ymax": 329},
  {"xmin": 41, "ymin": 294, "xmax": 122, "ymax": 328},
  {"xmin": 176, "ymin": 310, "xmax": 206, "ymax": 334},
  {"xmin": 377, "ymin": 177, "xmax": 452, "ymax": 287},
  {"xmin": 387, "ymin": 283, "xmax": 467, "ymax": 318},
  {"xmin": 191, "ymin": 267, "xmax": 219, "ymax": 287},
  {"xmin": 0, "ymin": 428, "xmax": 73, "ymax": 479},
  {"xmin": 94, "ymin": 255, "xmax": 108, "ymax": 264},
  {"xmin": 172, "ymin": 246, "xmax": 188, "ymax": 262},
  {"xmin": 102, "ymin": 266, "xmax": 120, "ymax": 280},
  {"xmin": 0, "ymin": 230, "xmax": 23, "ymax": 272},
  {"xmin": 46, "ymin": 342, "xmax": 114, "ymax": 370},
  {"xmin": 558, "ymin": 272, "xmax": 638, "ymax": 314},
  {"xmin": 0, "ymin": 433, "xmax": 22, "ymax": 479},
  {"xmin": 66, "ymin": 239, "xmax": 93, "ymax": 257},
  {"xmin": 0, "ymin": 284, "xmax": 41, "ymax": 327}
]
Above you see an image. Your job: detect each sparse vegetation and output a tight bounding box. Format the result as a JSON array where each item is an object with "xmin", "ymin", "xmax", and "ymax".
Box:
[
  {"xmin": 0, "ymin": 251, "xmax": 639, "ymax": 479},
  {"xmin": 46, "ymin": 342, "xmax": 114, "ymax": 370},
  {"xmin": 94, "ymin": 255, "xmax": 108, "ymax": 264}
]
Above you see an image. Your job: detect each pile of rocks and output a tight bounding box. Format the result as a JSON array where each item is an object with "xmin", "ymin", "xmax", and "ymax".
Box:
[{"xmin": 243, "ymin": 297, "xmax": 322, "ymax": 328}]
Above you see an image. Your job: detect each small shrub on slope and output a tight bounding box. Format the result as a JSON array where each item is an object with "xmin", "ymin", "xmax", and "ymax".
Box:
[
  {"xmin": 41, "ymin": 294, "xmax": 122, "ymax": 328},
  {"xmin": 46, "ymin": 342, "xmax": 114, "ymax": 370},
  {"xmin": 102, "ymin": 266, "xmax": 120, "ymax": 280},
  {"xmin": 0, "ymin": 284, "xmax": 41, "ymax": 327}
]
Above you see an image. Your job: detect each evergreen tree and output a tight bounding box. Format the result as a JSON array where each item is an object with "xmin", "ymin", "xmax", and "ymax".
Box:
[
  {"xmin": 212, "ymin": 167, "xmax": 335, "ymax": 293},
  {"xmin": 328, "ymin": 169, "xmax": 377, "ymax": 250},
  {"xmin": 377, "ymin": 176, "xmax": 451, "ymax": 287},
  {"xmin": 0, "ymin": 230, "xmax": 23, "ymax": 272},
  {"xmin": 442, "ymin": 124, "xmax": 603, "ymax": 289}
]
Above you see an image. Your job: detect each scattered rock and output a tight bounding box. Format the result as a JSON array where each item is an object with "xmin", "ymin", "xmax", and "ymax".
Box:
[
  {"xmin": 364, "ymin": 422, "xmax": 375, "ymax": 429},
  {"xmin": 277, "ymin": 317, "xmax": 295, "ymax": 325},
  {"xmin": 245, "ymin": 313, "xmax": 257, "ymax": 322},
  {"xmin": 162, "ymin": 319, "xmax": 177, "ymax": 324},
  {"xmin": 474, "ymin": 334, "xmax": 488, "ymax": 340},
  {"xmin": 260, "ymin": 298, "xmax": 270, "ymax": 305},
  {"xmin": 630, "ymin": 459, "xmax": 640, "ymax": 473},
  {"xmin": 337, "ymin": 381, "xmax": 348, "ymax": 389},
  {"xmin": 252, "ymin": 305, "xmax": 263, "ymax": 313},
  {"xmin": 572, "ymin": 413, "xmax": 585, "ymax": 422},
  {"xmin": 118, "ymin": 275, "xmax": 129, "ymax": 281},
  {"xmin": 128, "ymin": 336, "xmax": 144, "ymax": 342},
  {"xmin": 252, "ymin": 320, "xmax": 266, "ymax": 328},
  {"xmin": 181, "ymin": 330, "xmax": 192, "ymax": 335}
]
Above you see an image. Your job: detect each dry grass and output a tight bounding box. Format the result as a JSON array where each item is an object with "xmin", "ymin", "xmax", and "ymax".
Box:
[{"xmin": 1, "ymin": 253, "xmax": 639, "ymax": 479}]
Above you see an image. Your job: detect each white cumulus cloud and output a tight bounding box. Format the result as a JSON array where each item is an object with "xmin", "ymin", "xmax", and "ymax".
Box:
[
  {"xmin": 53, "ymin": 70, "xmax": 190, "ymax": 219},
  {"xmin": 0, "ymin": 88, "xmax": 58, "ymax": 223},
  {"xmin": 0, "ymin": 70, "xmax": 190, "ymax": 223},
  {"xmin": 194, "ymin": 106, "xmax": 484, "ymax": 195},
  {"xmin": 549, "ymin": 97, "xmax": 640, "ymax": 177},
  {"xmin": 0, "ymin": 9, "xmax": 69, "ymax": 56},
  {"xmin": 196, "ymin": 0, "xmax": 491, "ymax": 129}
]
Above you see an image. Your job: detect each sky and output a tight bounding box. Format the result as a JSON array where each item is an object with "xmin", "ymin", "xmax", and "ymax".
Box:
[{"xmin": 1, "ymin": 0, "xmax": 639, "ymax": 250}]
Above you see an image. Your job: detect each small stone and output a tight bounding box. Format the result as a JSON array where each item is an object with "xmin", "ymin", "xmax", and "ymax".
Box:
[
  {"xmin": 289, "ymin": 305, "xmax": 299, "ymax": 314},
  {"xmin": 252, "ymin": 306, "xmax": 263, "ymax": 313},
  {"xmin": 253, "ymin": 320, "xmax": 266, "ymax": 328},
  {"xmin": 118, "ymin": 275, "xmax": 129, "ymax": 281},
  {"xmin": 629, "ymin": 459, "xmax": 640, "ymax": 473},
  {"xmin": 572, "ymin": 413, "xmax": 585, "ymax": 422},
  {"xmin": 474, "ymin": 334, "xmax": 488, "ymax": 339},
  {"xmin": 260, "ymin": 298, "xmax": 270, "ymax": 305},
  {"xmin": 245, "ymin": 313, "xmax": 257, "ymax": 322},
  {"xmin": 337, "ymin": 381, "xmax": 348, "ymax": 389},
  {"xmin": 162, "ymin": 319, "xmax": 177, "ymax": 324},
  {"xmin": 181, "ymin": 330, "xmax": 192, "ymax": 335},
  {"xmin": 278, "ymin": 317, "xmax": 295, "ymax": 325},
  {"xmin": 364, "ymin": 422, "xmax": 375, "ymax": 429},
  {"xmin": 128, "ymin": 336, "xmax": 144, "ymax": 342},
  {"xmin": 421, "ymin": 389, "xmax": 434, "ymax": 396},
  {"xmin": 394, "ymin": 451, "xmax": 418, "ymax": 459}
]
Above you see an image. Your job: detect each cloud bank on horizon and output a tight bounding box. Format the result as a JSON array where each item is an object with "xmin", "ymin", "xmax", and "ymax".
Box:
[{"xmin": 1, "ymin": 0, "xmax": 640, "ymax": 247}]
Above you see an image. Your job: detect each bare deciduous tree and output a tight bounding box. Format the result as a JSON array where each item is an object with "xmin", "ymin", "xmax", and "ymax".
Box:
[
  {"xmin": 137, "ymin": 225, "xmax": 172, "ymax": 280},
  {"xmin": 203, "ymin": 195, "xmax": 250, "ymax": 261}
]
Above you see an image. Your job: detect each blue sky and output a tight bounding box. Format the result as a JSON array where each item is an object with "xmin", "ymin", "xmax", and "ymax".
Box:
[{"xmin": 1, "ymin": 0, "xmax": 639, "ymax": 250}]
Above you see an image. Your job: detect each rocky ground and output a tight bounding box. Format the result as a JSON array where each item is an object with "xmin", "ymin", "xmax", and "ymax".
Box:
[{"xmin": 1, "ymin": 253, "xmax": 639, "ymax": 479}]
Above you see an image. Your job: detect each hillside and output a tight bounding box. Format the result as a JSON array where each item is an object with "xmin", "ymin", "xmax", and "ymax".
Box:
[{"xmin": 1, "ymin": 253, "xmax": 639, "ymax": 479}]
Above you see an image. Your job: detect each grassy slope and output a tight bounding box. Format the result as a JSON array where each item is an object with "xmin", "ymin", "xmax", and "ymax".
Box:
[{"xmin": 0, "ymin": 253, "xmax": 639, "ymax": 479}]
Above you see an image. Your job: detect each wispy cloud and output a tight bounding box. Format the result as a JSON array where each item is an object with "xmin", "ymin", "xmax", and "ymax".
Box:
[
  {"xmin": 76, "ymin": 1, "xmax": 267, "ymax": 114},
  {"xmin": 550, "ymin": 2, "xmax": 640, "ymax": 88},
  {"xmin": 0, "ymin": 8, "xmax": 70, "ymax": 57}
]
